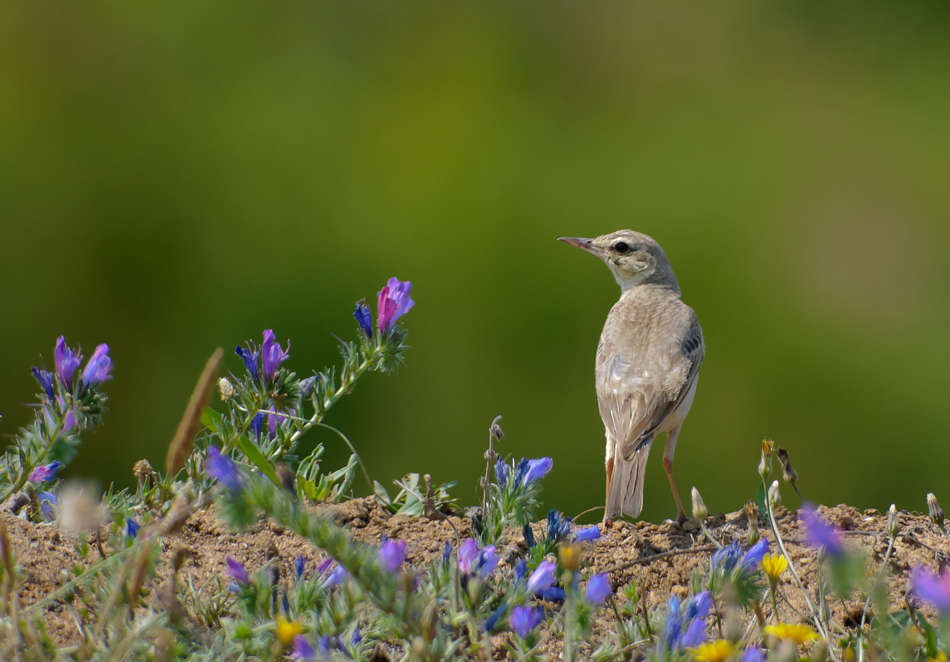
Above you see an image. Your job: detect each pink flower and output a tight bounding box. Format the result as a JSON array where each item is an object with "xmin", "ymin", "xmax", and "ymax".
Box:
[{"xmin": 377, "ymin": 278, "xmax": 414, "ymax": 334}]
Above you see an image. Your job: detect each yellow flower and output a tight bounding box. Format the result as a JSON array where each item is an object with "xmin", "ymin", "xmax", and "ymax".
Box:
[
  {"xmin": 927, "ymin": 653, "xmax": 947, "ymax": 662},
  {"xmin": 691, "ymin": 640, "xmax": 734, "ymax": 662},
  {"xmin": 762, "ymin": 439, "xmax": 774, "ymax": 458},
  {"xmin": 558, "ymin": 542, "xmax": 583, "ymax": 573},
  {"xmin": 764, "ymin": 623, "xmax": 819, "ymax": 645},
  {"xmin": 760, "ymin": 553, "xmax": 788, "ymax": 580},
  {"xmin": 276, "ymin": 617, "xmax": 303, "ymax": 647}
]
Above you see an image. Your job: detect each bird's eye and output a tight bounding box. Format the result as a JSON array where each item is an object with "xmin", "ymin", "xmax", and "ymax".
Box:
[{"xmin": 613, "ymin": 241, "xmax": 630, "ymax": 254}]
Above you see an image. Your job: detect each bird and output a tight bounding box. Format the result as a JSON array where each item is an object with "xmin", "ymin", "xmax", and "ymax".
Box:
[{"xmin": 559, "ymin": 230, "xmax": 704, "ymax": 525}]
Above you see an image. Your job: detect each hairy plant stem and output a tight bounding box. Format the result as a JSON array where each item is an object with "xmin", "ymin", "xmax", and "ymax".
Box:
[
  {"xmin": 0, "ymin": 418, "xmax": 63, "ymax": 504},
  {"xmin": 856, "ymin": 533, "xmax": 897, "ymax": 662}
]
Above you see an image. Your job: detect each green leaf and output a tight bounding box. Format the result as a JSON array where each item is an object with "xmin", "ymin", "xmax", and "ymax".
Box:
[
  {"xmin": 756, "ymin": 483, "xmax": 769, "ymax": 522},
  {"xmin": 201, "ymin": 407, "xmax": 223, "ymax": 434},
  {"xmin": 374, "ymin": 481, "xmax": 392, "ymax": 506},
  {"xmin": 234, "ymin": 435, "xmax": 281, "ymax": 487}
]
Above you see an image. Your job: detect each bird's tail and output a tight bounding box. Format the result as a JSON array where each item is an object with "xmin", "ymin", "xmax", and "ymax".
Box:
[{"xmin": 605, "ymin": 441, "xmax": 652, "ymax": 520}]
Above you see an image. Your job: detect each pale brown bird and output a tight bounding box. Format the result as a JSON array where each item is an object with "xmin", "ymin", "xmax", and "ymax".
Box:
[{"xmin": 560, "ymin": 230, "xmax": 704, "ymax": 524}]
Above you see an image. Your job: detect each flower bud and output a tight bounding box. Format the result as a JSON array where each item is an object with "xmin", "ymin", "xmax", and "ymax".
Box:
[
  {"xmin": 133, "ymin": 459, "xmax": 157, "ymax": 490},
  {"xmin": 747, "ymin": 515, "xmax": 760, "ymax": 546},
  {"xmin": 691, "ymin": 486, "xmax": 708, "ymax": 521},
  {"xmin": 768, "ymin": 480, "xmax": 782, "ymax": 510},
  {"xmin": 218, "ymin": 377, "xmax": 235, "ymax": 401},
  {"xmin": 758, "ymin": 439, "xmax": 774, "ymax": 481},
  {"xmin": 927, "ymin": 493, "xmax": 945, "ymax": 527},
  {"xmin": 776, "ymin": 447, "xmax": 798, "ymax": 487},
  {"xmin": 886, "ymin": 504, "xmax": 899, "ymax": 539},
  {"xmin": 489, "ymin": 415, "xmax": 504, "ymax": 443},
  {"xmin": 558, "ymin": 542, "xmax": 583, "ymax": 573}
]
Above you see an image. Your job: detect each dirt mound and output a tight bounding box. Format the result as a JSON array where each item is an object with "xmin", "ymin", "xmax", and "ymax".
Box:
[{"xmin": 5, "ymin": 499, "xmax": 948, "ymax": 657}]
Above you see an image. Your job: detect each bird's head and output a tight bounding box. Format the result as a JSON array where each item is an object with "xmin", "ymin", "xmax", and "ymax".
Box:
[{"xmin": 558, "ymin": 230, "xmax": 679, "ymax": 293}]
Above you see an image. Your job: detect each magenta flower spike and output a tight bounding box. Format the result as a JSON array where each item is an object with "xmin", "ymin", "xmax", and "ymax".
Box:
[{"xmin": 377, "ymin": 278, "xmax": 414, "ymax": 334}]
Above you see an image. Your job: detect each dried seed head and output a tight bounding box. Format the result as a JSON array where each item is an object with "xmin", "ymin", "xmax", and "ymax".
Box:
[
  {"xmin": 691, "ymin": 486, "xmax": 708, "ymax": 521},
  {"xmin": 927, "ymin": 493, "xmax": 945, "ymax": 527},
  {"xmin": 768, "ymin": 480, "xmax": 782, "ymax": 510},
  {"xmin": 218, "ymin": 377, "xmax": 235, "ymax": 402},
  {"xmin": 758, "ymin": 439, "xmax": 775, "ymax": 480},
  {"xmin": 133, "ymin": 459, "xmax": 157, "ymax": 489},
  {"xmin": 887, "ymin": 504, "xmax": 900, "ymax": 539},
  {"xmin": 776, "ymin": 447, "xmax": 798, "ymax": 487},
  {"xmin": 489, "ymin": 415, "xmax": 504, "ymax": 443},
  {"xmin": 747, "ymin": 513, "xmax": 761, "ymax": 545}
]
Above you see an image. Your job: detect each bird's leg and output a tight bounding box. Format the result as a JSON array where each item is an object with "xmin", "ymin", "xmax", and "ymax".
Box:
[
  {"xmin": 604, "ymin": 431, "xmax": 616, "ymax": 526},
  {"xmin": 604, "ymin": 457, "xmax": 614, "ymax": 526},
  {"xmin": 663, "ymin": 425, "xmax": 687, "ymax": 525}
]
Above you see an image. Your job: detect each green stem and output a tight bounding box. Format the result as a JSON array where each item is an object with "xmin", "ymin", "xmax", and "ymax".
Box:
[
  {"xmin": 856, "ymin": 534, "xmax": 896, "ymax": 662},
  {"xmin": 0, "ymin": 418, "xmax": 63, "ymax": 504}
]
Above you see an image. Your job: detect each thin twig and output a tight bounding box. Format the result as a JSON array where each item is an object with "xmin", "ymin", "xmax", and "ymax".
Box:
[{"xmin": 598, "ymin": 544, "xmax": 718, "ymax": 575}]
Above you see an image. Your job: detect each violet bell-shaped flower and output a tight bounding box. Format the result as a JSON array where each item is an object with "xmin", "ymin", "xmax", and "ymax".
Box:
[
  {"xmin": 526, "ymin": 561, "xmax": 556, "ymax": 595},
  {"xmin": 55, "ymin": 336, "xmax": 82, "ymax": 387},
  {"xmin": 740, "ymin": 538, "xmax": 769, "ymax": 571},
  {"xmin": 32, "ymin": 368, "xmax": 55, "ymax": 398},
  {"xmin": 261, "ymin": 330, "xmax": 290, "ymax": 380},
  {"xmin": 226, "ymin": 556, "xmax": 250, "ymax": 584},
  {"xmin": 574, "ymin": 525, "xmax": 601, "ymax": 542},
  {"xmin": 585, "ymin": 573, "xmax": 612, "ymax": 605},
  {"xmin": 379, "ymin": 538, "xmax": 407, "ymax": 573},
  {"xmin": 510, "ymin": 605, "xmax": 543, "ymax": 638},
  {"xmin": 206, "ymin": 446, "xmax": 243, "ymax": 490},
  {"xmin": 377, "ymin": 277, "xmax": 414, "ymax": 334},
  {"xmin": 911, "ymin": 566, "xmax": 950, "ymax": 612},
  {"xmin": 800, "ymin": 504, "xmax": 844, "ymax": 557},
  {"xmin": 235, "ymin": 342, "xmax": 260, "ymax": 380},
  {"xmin": 81, "ymin": 344, "xmax": 113, "ymax": 384},
  {"xmin": 522, "ymin": 457, "xmax": 553, "ymax": 485}
]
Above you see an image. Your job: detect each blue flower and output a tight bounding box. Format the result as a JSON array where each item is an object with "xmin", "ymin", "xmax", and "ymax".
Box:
[
  {"xmin": 32, "ymin": 368, "xmax": 55, "ymax": 398},
  {"xmin": 28, "ymin": 461, "xmax": 61, "ymax": 484},
  {"xmin": 354, "ymin": 302, "xmax": 373, "ymax": 339},
  {"xmin": 514, "ymin": 558, "xmax": 527, "ymax": 583},
  {"xmin": 685, "ymin": 591, "xmax": 713, "ymax": 620},
  {"xmin": 379, "ymin": 538, "xmax": 407, "ymax": 573},
  {"xmin": 261, "ymin": 330, "xmax": 290, "ymax": 380},
  {"xmin": 522, "ymin": 457, "xmax": 553, "ymax": 485},
  {"xmin": 526, "ymin": 561, "xmax": 556, "ymax": 595},
  {"xmin": 537, "ymin": 586, "xmax": 566, "ymax": 602},
  {"xmin": 522, "ymin": 523, "xmax": 536, "ymax": 549},
  {"xmin": 226, "ymin": 556, "xmax": 250, "ymax": 584},
  {"xmin": 485, "ymin": 600, "xmax": 507, "ymax": 631},
  {"xmin": 250, "ymin": 413, "xmax": 264, "ymax": 440},
  {"xmin": 37, "ymin": 491, "xmax": 56, "ymax": 521},
  {"xmin": 293, "ymin": 635, "xmax": 315, "ymax": 660},
  {"xmin": 459, "ymin": 539, "xmax": 498, "ymax": 577},
  {"xmin": 235, "ymin": 342, "xmax": 260, "ymax": 380},
  {"xmin": 459, "ymin": 539, "xmax": 479, "ymax": 574},
  {"xmin": 800, "ymin": 505, "xmax": 844, "ymax": 557},
  {"xmin": 514, "ymin": 458, "xmax": 530, "ymax": 485},
  {"xmin": 678, "ymin": 616, "xmax": 707, "ymax": 648},
  {"xmin": 546, "ymin": 510, "xmax": 571, "ymax": 543},
  {"xmin": 911, "ymin": 566, "xmax": 950, "ymax": 612},
  {"xmin": 663, "ymin": 592, "xmax": 713, "ymax": 652},
  {"xmin": 81, "ymin": 344, "xmax": 113, "ymax": 385},
  {"xmin": 740, "ymin": 539, "xmax": 769, "ymax": 571},
  {"xmin": 55, "ymin": 336, "xmax": 82, "ymax": 387},
  {"xmin": 294, "ymin": 555, "xmax": 306, "ymax": 580},
  {"xmin": 322, "ymin": 566, "xmax": 349, "ymax": 588},
  {"xmin": 477, "ymin": 545, "xmax": 499, "ymax": 577},
  {"xmin": 510, "ymin": 605, "xmax": 543, "ymax": 638},
  {"xmin": 574, "ymin": 525, "xmax": 601, "ymax": 542},
  {"xmin": 662, "ymin": 596, "xmax": 683, "ymax": 652},
  {"xmin": 377, "ymin": 278, "xmax": 415, "ymax": 334},
  {"xmin": 585, "ymin": 573, "xmax": 612, "ymax": 604},
  {"xmin": 126, "ymin": 518, "xmax": 140, "ymax": 539},
  {"xmin": 711, "ymin": 540, "xmax": 742, "ymax": 572},
  {"xmin": 205, "ymin": 446, "xmax": 242, "ymax": 490},
  {"xmin": 494, "ymin": 459, "xmax": 509, "ymax": 487},
  {"xmin": 351, "ymin": 627, "xmax": 362, "ymax": 646},
  {"xmin": 741, "ymin": 646, "xmax": 767, "ymax": 662},
  {"xmin": 442, "ymin": 541, "xmax": 452, "ymax": 565}
]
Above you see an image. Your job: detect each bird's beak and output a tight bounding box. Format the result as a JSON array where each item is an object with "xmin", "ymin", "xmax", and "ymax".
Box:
[{"xmin": 558, "ymin": 237, "xmax": 602, "ymax": 256}]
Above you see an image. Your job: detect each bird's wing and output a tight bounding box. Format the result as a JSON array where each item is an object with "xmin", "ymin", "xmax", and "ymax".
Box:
[{"xmin": 596, "ymin": 304, "xmax": 704, "ymax": 461}]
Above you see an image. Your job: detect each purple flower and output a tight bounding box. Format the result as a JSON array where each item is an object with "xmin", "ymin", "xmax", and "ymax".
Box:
[
  {"xmin": 32, "ymin": 368, "xmax": 55, "ymax": 398},
  {"xmin": 354, "ymin": 302, "xmax": 373, "ymax": 339},
  {"xmin": 54, "ymin": 336, "xmax": 82, "ymax": 387},
  {"xmin": 29, "ymin": 461, "xmax": 61, "ymax": 484},
  {"xmin": 679, "ymin": 616, "xmax": 708, "ymax": 648},
  {"xmin": 740, "ymin": 538, "xmax": 769, "ymax": 571},
  {"xmin": 126, "ymin": 518, "xmax": 140, "ymax": 538},
  {"xmin": 510, "ymin": 605, "xmax": 543, "ymax": 638},
  {"xmin": 379, "ymin": 538, "xmax": 407, "ymax": 573},
  {"xmin": 261, "ymin": 330, "xmax": 290, "ymax": 380},
  {"xmin": 322, "ymin": 565, "xmax": 349, "ymax": 588},
  {"xmin": 574, "ymin": 525, "xmax": 601, "ymax": 542},
  {"xmin": 522, "ymin": 457, "xmax": 553, "ymax": 485},
  {"xmin": 292, "ymin": 635, "xmax": 315, "ymax": 661},
  {"xmin": 235, "ymin": 341, "xmax": 260, "ymax": 379},
  {"xmin": 38, "ymin": 491, "xmax": 57, "ymax": 521},
  {"xmin": 479, "ymin": 545, "xmax": 500, "ymax": 577},
  {"xmin": 250, "ymin": 413, "xmax": 264, "ymax": 440},
  {"xmin": 686, "ymin": 591, "xmax": 713, "ymax": 620},
  {"xmin": 911, "ymin": 566, "xmax": 950, "ymax": 612},
  {"xmin": 459, "ymin": 539, "xmax": 480, "ymax": 574},
  {"xmin": 494, "ymin": 459, "xmax": 509, "ymax": 487},
  {"xmin": 206, "ymin": 446, "xmax": 242, "ymax": 490},
  {"xmin": 377, "ymin": 277, "xmax": 414, "ymax": 334},
  {"xmin": 226, "ymin": 556, "xmax": 250, "ymax": 584},
  {"xmin": 526, "ymin": 561, "xmax": 556, "ymax": 595},
  {"xmin": 538, "ymin": 586, "xmax": 566, "ymax": 602},
  {"xmin": 294, "ymin": 555, "xmax": 306, "ymax": 579},
  {"xmin": 351, "ymin": 627, "xmax": 362, "ymax": 645},
  {"xmin": 662, "ymin": 596, "xmax": 683, "ymax": 652},
  {"xmin": 800, "ymin": 505, "xmax": 844, "ymax": 557},
  {"xmin": 442, "ymin": 541, "xmax": 452, "ymax": 564},
  {"xmin": 741, "ymin": 647, "xmax": 767, "ymax": 662},
  {"xmin": 711, "ymin": 540, "xmax": 742, "ymax": 571},
  {"xmin": 585, "ymin": 573, "xmax": 612, "ymax": 605},
  {"xmin": 81, "ymin": 344, "xmax": 112, "ymax": 384},
  {"xmin": 514, "ymin": 558, "xmax": 527, "ymax": 582}
]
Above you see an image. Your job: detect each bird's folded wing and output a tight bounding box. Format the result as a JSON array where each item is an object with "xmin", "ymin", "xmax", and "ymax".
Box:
[{"xmin": 596, "ymin": 314, "xmax": 704, "ymax": 460}]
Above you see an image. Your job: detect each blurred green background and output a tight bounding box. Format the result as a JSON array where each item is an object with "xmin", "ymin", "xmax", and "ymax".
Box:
[{"xmin": 2, "ymin": 2, "xmax": 949, "ymax": 524}]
